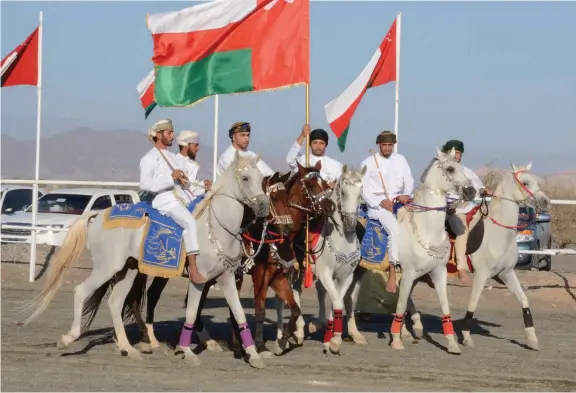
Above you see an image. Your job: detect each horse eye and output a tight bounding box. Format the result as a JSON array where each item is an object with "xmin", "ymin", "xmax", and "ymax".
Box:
[
  {"xmin": 446, "ymin": 167, "xmax": 455, "ymax": 173},
  {"xmin": 522, "ymin": 181, "xmax": 528, "ymax": 186},
  {"xmin": 242, "ymin": 176, "xmax": 249, "ymax": 182}
]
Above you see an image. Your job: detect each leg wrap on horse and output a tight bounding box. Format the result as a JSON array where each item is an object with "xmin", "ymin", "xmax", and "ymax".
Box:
[
  {"xmin": 333, "ymin": 309, "xmax": 343, "ymax": 335},
  {"xmin": 463, "ymin": 310, "xmax": 474, "ymax": 332},
  {"xmin": 323, "ymin": 320, "xmax": 335, "ymax": 344},
  {"xmin": 391, "ymin": 313, "xmax": 404, "ymax": 335},
  {"xmin": 179, "ymin": 322, "xmax": 194, "ymax": 347},
  {"xmin": 441, "ymin": 315, "xmax": 455, "ymax": 336},
  {"xmin": 238, "ymin": 322, "xmax": 255, "ymax": 349},
  {"xmin": 522, "ymin": 307, "xmax": 534, "ymax": 328}
]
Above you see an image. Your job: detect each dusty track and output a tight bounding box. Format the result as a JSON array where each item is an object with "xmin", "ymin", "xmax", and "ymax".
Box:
[{"xmin": 2, "ymin": 245, "xmax": 576, "ymax": 391}]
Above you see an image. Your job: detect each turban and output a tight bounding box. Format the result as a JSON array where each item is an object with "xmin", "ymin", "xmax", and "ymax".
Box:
[
  {"xmin": 177, "ymin": 130, "xmax": 200, "ymax": 147},
  {"xmin": 310, "ymin": 128, "xmax": 329, "ymax": 144},
  {"xmin": 148, "ymin": 119, "xmax": 173, "ymax": 137},
  {"xmin": 376, "ymin": 131, "xmax": 397, "ymax": 144},
  {"xmin": 442, "ymin": 139, "xmax": 464, "ymax": 154},
  {"xmin": 228, "ymin": 121, "xmax": 251, "ymax": 139}
]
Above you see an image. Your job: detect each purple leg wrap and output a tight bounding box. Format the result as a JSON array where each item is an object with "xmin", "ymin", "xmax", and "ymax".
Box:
[
  {"xmin": 179, "ymin": 322, "xmax": 194, "ymax": 347},
  {"xmin": 239, "ymin": 322, "xmax": 254, "ymax": 349}
]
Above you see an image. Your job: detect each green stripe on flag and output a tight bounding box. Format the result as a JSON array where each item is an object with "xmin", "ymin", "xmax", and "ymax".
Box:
[
  {"xmin": 155, "ymin": 49, "xmax": 254, "ymax": 107},
  {"xmin": 144, "ymin": 102, "xmax": 157, "ymax": 119},
  {"xmin": 337, "ymin": 127, "xmax": 350, "ymax": 152}
]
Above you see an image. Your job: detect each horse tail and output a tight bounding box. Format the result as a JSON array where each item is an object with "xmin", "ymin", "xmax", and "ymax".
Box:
[
  {"xmin": 121, "ymin": 272, "xmax": 148, "ymax": 325},
  {"xmin": 20, "ymin": 212, "xmax": 98, "ymax": 325}
]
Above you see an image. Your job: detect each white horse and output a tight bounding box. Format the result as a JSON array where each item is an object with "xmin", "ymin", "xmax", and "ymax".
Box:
[
  {"xmin": 447, "ymin": 162, "xmax": 548, "ymax": 350},
  {"xmin": 305, "ymin": 147, "xmax": 477, "ymax": 352},
  {"xmin": 274, "ymin": 165, "xmax": 366, "ymax": 353},
  {"xmin": 21, "ymin": 152, "xmax": 270, "ymax": 368}
]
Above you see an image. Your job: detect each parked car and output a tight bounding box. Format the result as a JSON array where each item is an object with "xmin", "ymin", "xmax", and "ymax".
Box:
[
  {"xmin": 0, "ymin": 185, "xmax": 45, "ymax": 215},
  {"xmin": 0, "ymin": 188, "xmax": 140, "ymax": 246},
  {"xmin": 516, "ymin": 206, "xmax": 552, "ymax": 271}
]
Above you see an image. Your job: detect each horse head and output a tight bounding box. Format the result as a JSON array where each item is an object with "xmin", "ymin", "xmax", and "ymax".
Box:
[
  {"xmin": 420, "ymin": 147, "xmax": 476, "ymax": 201},
  {"xmin": 335, "ymin": 164, "xmax": 366, "ymax": 234},
  {"xmin": 263, "ymin": 172, "xmax": 294, "ymax": 235},
  {"xmin": 227, "ymin": 151, "xmax": 270, "ymax": 218},
  {"xmin": 289, "ymin": 160, "xmax": 336, "ymax": 220},
  {"xmin": 506, "ymin": 162, "xmax": 550, "ymax": 211}
]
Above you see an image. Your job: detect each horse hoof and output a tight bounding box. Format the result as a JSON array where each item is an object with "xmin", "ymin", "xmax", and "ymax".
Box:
[
  {"xmin": 351, "ymin": 334, "xmax": 368, "ymax": 345},
  {"xmin": 273, "ymin": 340, "xmax": 284, "ymax": 356},
  {"xmin": 294, "ymin": 331, "xmax": 305, "ymax": 345},
  {"xmin": 525, "ymin": 327, "xmax": 539, "ymax": 351},
  {"xmin": 136, "ymin": 342, "xmax": 153, "ymax": 354},
  {"xmin": 205, "ymin": 340, "xmax": 223, "ymax": 352},
  {"xmin": 125, "ymin": 348, "xmax": 144, "ymax": 361},
  {"xmin": 308, "ymin": 321, "xmax": 323, "ymax": 334},
  {"xmin": 249, "ymin": 356, "xmax": 266, "ymax": 369},
  {"xmin": 413, "ymin": 327, "xmax": 424, "ymax": 339},
  {"xmin": 57, "ymin": 334, "xmax": 75, "ymax": 350},
  {"xmin": 391, "ymin": 340, "xmax": 405, "ymax": 350},
  {"xmin": 447, "ymin": 344, "xmax": 461, "ymax": 355},
  {"xmin": 329, "ymin": 338, "xmax": 341, "ymax": 354}
]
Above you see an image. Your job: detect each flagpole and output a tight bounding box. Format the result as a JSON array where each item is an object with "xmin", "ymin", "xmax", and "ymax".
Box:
[
  {"xmin": 212, "ymin": 95, "xmax": 219, "ymax": 182},
  {"xmin": 30, "ymin": 11, "xmax": 43, "ymax": 283},
  {"xmin": 304, "ymin": 82, "xmax": 312, "ymax": 287},
  {"xmin": 393, "ymin": 12, "xmax": 401, "ymax": 153}
]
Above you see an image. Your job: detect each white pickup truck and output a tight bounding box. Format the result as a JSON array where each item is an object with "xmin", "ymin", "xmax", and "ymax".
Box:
[
  {"xmin": 0, "ymin": 185, "xmax": 45, "ymax": 215},
  {"xmin": 1, "ymin": 187, "xmax": 140, "ymax": 247}
]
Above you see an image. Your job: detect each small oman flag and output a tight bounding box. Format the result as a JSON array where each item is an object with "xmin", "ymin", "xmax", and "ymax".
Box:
[{"xmin": 324, "ymin": 16, "xmax": 398, "ymax": 152}]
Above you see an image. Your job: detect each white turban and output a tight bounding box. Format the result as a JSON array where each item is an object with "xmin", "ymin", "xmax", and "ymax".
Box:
[
  {"xmin": 177, "ymin": 130, "xmax": 200, "ymax": 146},
  {"xmin": 148, "ymin": 119, "xmax": 173, "ymax": 137}
]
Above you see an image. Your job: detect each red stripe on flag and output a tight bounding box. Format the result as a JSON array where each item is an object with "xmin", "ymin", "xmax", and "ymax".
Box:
[{"xmin": 1, "ymin": 26, "xmax": 39, "ymax": 87}]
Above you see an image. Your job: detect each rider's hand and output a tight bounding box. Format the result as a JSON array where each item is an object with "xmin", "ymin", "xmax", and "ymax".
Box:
[
  {"xmin": 327, "ymin": 181, "xmax": 336, "ymax": 189},
  {"xmin": 301, "ymin": 124, "xmax": 311, "ymax": 138},
  {"xmin": 204, "ymin": 180, "xmax": 213, "ymax": 190},
  {"xmin": 397, "ymin": 194, "xmax": 411, "ymax": 204},
  {"xmin": 171, "ymin": 169, "xmax": 185, "ymax": 180},
  {"xmin": 480, "ymin": 188, "xmax": 492, "ymax": 196},
  {"xmin": 380, "ymin": 199, "xmax": 393, "ymax": 211}
]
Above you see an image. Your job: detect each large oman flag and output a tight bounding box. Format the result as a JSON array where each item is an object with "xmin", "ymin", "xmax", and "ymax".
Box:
[
  {"xmin": 147, "ymin": 0, "xmax": 310, "ymax": 107},
  {"xmin": 324, "ymin": 16, "xmax": 398, "ymax": 152}
]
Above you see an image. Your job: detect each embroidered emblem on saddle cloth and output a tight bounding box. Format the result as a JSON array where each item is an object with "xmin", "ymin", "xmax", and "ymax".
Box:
[
  {"xmin": 102, "ymin": 197, "xmax": 204, "ymax": 278},
  {"xmin": 358, "ymin": 203, "xmax": 404, "ymax": 272},
  {"xmin": 446, "ymin": 205, "xmax": 482, "ymax": 276}
]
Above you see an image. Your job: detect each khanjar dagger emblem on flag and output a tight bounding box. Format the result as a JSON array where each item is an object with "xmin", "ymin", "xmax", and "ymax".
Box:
[{"xmin": 264, "ymin": 0, "xmax": 295, "ymax": 11}]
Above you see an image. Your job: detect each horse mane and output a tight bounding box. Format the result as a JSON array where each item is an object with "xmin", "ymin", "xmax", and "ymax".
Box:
[
  {"xmin": 419, "ymin": 157, "xmax": 438, "ymax": 184},
  {"xmin": 192, "ymin": 155, "xmax": 256, "ymax": 219}
]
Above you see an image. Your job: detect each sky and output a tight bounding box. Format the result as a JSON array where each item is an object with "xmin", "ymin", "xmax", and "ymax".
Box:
[{"xmin": 1, "ymin": 0, "xmax": 575, "ymax": 177}]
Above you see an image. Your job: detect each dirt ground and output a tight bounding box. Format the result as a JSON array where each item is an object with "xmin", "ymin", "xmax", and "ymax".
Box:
[{"xmin": 2, "ymin": 244, "xmax": 576, "ymax": 391}]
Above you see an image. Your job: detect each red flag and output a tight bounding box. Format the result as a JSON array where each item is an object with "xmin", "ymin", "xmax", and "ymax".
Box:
[
  {"xmin": 1, "ymin": 26, "xmax": 40, "ymax": 87},
  {"xmin": 324, "ymin": 16, "xmax": 397, "ymax": 152}
]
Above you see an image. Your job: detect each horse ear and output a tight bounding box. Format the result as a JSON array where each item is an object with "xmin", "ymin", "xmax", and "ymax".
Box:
[
  {"xmin": 314, "ymin": 160, "xmax": 322, "ymax": 170},
  {"xmin": 510, "ymin": 161, "xmax": 518, "ymax": 173},
  {"xmin": 296, "ymin": 161, "xmax": 305, "ymax": 174},
  {"xmin": 449, "ymin": 147, "xmax": 457, "ymax": 158},
  {"xmin": 435, "ymin": 146, "xmax": 443, "ymax": 158},
  {"xmin": 361, "ymin": 164, "xmax": 367, "ymax": 176},
  {"xmin": 526, "ymin": 161, "xmax": 532, "ymax": 171},
  {"xmin": 342, "ymin": 164, "xmax": 348, "ymax": 174},
  {"xmin": 253, "ymin": 154, "xmax": 261, "ymax": 164},
  {"xmin": 234, "ymin": 150, "xmax": 241, "ymax": 163}
]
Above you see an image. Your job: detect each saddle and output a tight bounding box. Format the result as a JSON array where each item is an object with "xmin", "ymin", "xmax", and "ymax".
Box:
[{"xmin": 445, "ymin": 205, "xmax": 485, "ymax": 274}]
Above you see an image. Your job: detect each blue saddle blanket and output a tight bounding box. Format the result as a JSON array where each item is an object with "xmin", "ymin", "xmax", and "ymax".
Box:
[
  {"xmin": 106, "ymin": 196, "xmax": 204, "ymax": 275},
  {"xmin": 358, "ymin": 203, "xmax": 403, "ymax": 264}
]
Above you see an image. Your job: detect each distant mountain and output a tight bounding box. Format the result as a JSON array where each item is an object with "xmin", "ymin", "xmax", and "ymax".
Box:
[{"xmin": 1, "ymin": 128, "xmax": 289, "ymax": 182}]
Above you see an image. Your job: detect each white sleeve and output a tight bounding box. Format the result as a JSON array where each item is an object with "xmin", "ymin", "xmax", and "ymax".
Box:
[
  {"xmin": 139, "ymin": 155, "xmax": 174, "ymax": 193},
  {"xmin": 285, "ymin": 142, "xmax": 303, "ymax": 170},
  {"xmin": 215, "ymin": 154, "xmax": 228, "ymax": 178},
  {"xmin": 400, "ymin": 155, "xmax": 415, "ymax": 196},
  {"xmin": 468, "ymin": 170, "xmax": 485, "ymax": 191},
  {"xmin": 331, "ymin": 159, "xmax": 344, "ymax": 181},
  {"xmin": 360, "ymin": 159, "xmax": 383, "ymax": 208},
  {"xmin": 257, "ymin": 159, "xmax": 276, "ymax": 177}
]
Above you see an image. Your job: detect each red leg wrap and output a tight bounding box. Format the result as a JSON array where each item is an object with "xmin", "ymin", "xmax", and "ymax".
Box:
[
  {"xmin": 333, "ymin": 309, "xmax": 343, "ymax": 334},
  {"xmin": 391, "ymin": 313, "xmax": 404, "ymax": 335},
  {"xmin": 442, "ymin": 315, "xmax": 455, "ymax": 335},
  {"xmin": 323, "ymin": 320, "xmax": 334, "ymax": 343}
]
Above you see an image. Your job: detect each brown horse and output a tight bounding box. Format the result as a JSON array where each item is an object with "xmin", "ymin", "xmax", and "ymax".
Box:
[{"xmin": 191, "ymin": 161, "xmax": 336, "ymax": 359}]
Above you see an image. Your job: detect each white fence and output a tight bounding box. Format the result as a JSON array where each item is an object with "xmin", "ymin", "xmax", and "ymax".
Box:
[{"xmin": 1, "ymin": 178, "xmax": 576, "ymax": 283}]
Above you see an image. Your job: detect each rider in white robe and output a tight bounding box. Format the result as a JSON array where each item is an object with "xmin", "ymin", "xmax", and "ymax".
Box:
[
  {"xmin": 360, "ymin": 131, "xmax": 414, "ymax": 293},
  {"xmin": 139, "ymin": 119, "xmax": 205, "ymax": 284},
  {"xmin": 215, "ymin": 121, "xmax": 275, "ymax": 178},
  {"xmin": 443, "ymin": 139, "xmax": 489, "ymax": 286},
  {"xmin": 174, "ymin": 129, "xmax": 211, "ymax": 199},
  {"xmin": 285, "ymin": 124, "xmax": 343, "ymax": 186}
]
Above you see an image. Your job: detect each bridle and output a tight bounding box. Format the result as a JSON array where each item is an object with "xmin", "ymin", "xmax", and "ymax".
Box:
[
  {"xmin": 288, "ymin": 171, "xmax": 334, "ymax": 217},
  {"xmin": 334, "ymin": 175, "xmax": 361, "ymax": 235}
]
